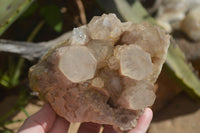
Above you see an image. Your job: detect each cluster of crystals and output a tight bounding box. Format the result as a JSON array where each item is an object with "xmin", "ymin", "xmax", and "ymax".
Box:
[
  {"xmin": 29, "ymin": 14, "xmax": 170, "ymax": 131},
  {"xmin": 58, "ymin": 14, "xmax": 169, "ymax": 110}
]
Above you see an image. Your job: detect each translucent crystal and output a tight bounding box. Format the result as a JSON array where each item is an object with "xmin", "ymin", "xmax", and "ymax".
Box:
[
  {"xmin": 88, "ymin": 14, "xmax": 122, "ymax": 42},
  {"xmin": 118, "ymin": 81, "xmax": 156, "ymax": 110},
  {"xmin": 117, "ymin": 45, "xmax": 153, "ymax": 80},
  {"xmin": 87, "ymin": 40, "xmax": 113, "ymax": 64},
  {"xmin": 58, "ymin": 46, "xmax": 97, "ymax": 83},
  {"xmin": 71, "ymin": 25, "xmax": 90, "ymax": 45},
  {"xmin": 120, "ymin": 23, "xmax": 170, "ymax": 82}
]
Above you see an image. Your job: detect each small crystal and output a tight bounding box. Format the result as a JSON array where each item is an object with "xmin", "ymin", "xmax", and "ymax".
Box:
[
  {"xmin": 87, "ymin": 40, "xmax": 113, "ymax": 64},
  {"xmin": 71, "ymin": 25, "xmax": 90, "ymax": 45},
  {"xmin": 108, "ymin": 56, "xmax": 120, "ymax": 70},
  {"xmin": 91, "ymin": 77, "xmax": 104, "ymax": 88},
  {"xmin": 88, "ymin": 14, "xmax": 122, "ymax": 42}
]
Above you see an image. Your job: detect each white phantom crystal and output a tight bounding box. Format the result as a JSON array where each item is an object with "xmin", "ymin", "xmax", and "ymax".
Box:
[
  {"xmin": 117, "ymin": 45, "xmax": 153, "ymax": 80},
  {"xmin": 58, "ymin": 46, "xmax": 97, "ymax": 83},
  {"xmin": 29, "ymin": 14, "xmax": 170, "ymax": 132}
]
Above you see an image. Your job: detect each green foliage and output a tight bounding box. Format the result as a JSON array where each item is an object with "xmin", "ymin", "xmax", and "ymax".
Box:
[
  {"xmin": 167, "ymin": 44, "xmax": 200, "ymax": 98},
  {"xmin": 0, "ymin": 130, "xmax": 13, "ymax": 133},
  {"xmin": 0, "ymin": 88, "xmax": 30, "ymax": 127},
  {"xmin": 0, "ymin": 0, "xmax": 63, "ymax": 36},
  {"xmin": 96, "ymin": 0, "xmax": 155, "ymax": 24},
  {"xmin": 0, "ymin": 0, "xmax": 34, "ymax": 36},
  {"xmin": 0, "ymin": 1, "xmax": 42, "ymax": 131},
  {"xmin": 96, "ymin": 0, "xmax": 200, "ymax": 99},
  {"xmin": 0, "ymin": 0, "xmax": 35, "ymax": 87},
  {"xmin": 40, "ymin": 5, "xmax": 63, "ymax": 33},
  {"xmin": 0, "ymin": 57, "xmax": 24, "ymax": 88},
  {"xmin": 0, "ymin": 1, "xmax": 63, "ymax": 132},
  {"xmin": 20, "ymin": 1, "xmax": 39, "ymax": 19}
]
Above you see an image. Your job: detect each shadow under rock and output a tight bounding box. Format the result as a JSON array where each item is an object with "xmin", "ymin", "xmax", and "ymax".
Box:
[{"xmin": 153, "ymin": 92, "xmax": 200, "ymax": 122}]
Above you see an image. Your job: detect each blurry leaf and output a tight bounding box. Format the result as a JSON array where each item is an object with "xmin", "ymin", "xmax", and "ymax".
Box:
[
  {"xmin": 54, "ymin": 22, "xmax": 62, "ymax": 33},
  {"xmin": 97, "ymin": 0, "xmax": 200, "ymax": 98},
  {"xmin": 96, "ymin": 0, "xmax": 155, "ymax": 24},
  {"xmin": 0, "ymin": 130, "xmax": 13, "ymax": 133},
  {"xmin": 10, "ymin": 58, "xmax": 24, "ymax": 86},
  {"xmin": 129, "ymin": 1, "xmax": 156, "ymax": 24},
  {"xmin": 167, "ymin": 44, "xmax": 200, "ymax": 98},
  {"xmin": 1, "ymin": 119, "xmax": 24, "ymax": 126},
  {"xmin": 0, "ymin": 57, "xmax": 24, "ymax": 88},
  {"xmin": 20, "ymin": 107, "xmax": 30, "ymax": 117},
  {"xmin": 0, "ymin": 74, "xmax": 10, "ymax": 87},
  {"xmin": 27, "ymin": 20, "xmax": 45, "ymax": 42},
  {"xmin": 0, "ymin": 87, "xmax": 30, "ymax": 126},
  {"xmin": 0, "ymin": 0, "xmax": 34, "ymax": 36},
  {"xmin": 20, "ymin": 1, "xmax": 39, "ymax": 19},
  {"xmin": 40, "ymin": 5, "xmax": 63, "ymax": 32}
]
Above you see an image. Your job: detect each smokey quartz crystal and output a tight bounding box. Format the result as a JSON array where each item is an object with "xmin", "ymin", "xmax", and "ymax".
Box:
[{"xmin": 29, "ymin": 14, "xmax": 170, "ymax": 131}]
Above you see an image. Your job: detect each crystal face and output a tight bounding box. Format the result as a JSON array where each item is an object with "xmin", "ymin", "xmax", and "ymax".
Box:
[
  {"xmin": 58, "ymin": 46, "xmax": 97, "ymax": 83},
  {"xmin": 117, "ymin": 81, "xmax": 156, "ymax": 110},
  {"xmin": 71, "ymin": 25, "xmax": 90, "ymax": 45},
  {"xmin": 29, "ymin": 14, "xmax": 170, "ymax": 131},
  {"xmin": 117, "ymin": 45, "xmax": 153, "ymax": 80}
]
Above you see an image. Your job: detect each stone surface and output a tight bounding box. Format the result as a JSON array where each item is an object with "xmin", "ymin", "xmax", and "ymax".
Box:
[
  {"xmin": 91, "ymin": 77, "xmax": 104, "ymax": 88},
  {"xmin": 29, "ymin": 14, "xmax": 170, "ymax": 131},
  {"xmin": 181, "ymin": 6, "xmax": 200, "ymax": 41},
  {"xmin": 155, "ymin": 0, "xmax": 200, "ymax": 33}
]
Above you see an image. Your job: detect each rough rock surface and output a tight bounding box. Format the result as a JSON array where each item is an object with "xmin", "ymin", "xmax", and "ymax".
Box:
[{"xmin": 29, "ymin": 14, "xmax": 170, "ymax": 131}]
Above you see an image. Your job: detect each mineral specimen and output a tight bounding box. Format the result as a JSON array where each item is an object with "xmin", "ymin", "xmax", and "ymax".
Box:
[
  {"xmin": 155, "ymin": 0, "xmax": 200, "ymax": 33},
  {"xmin": 29, "ymin": 14, "xmax": 170, "ymax": 131},
  {"xmin": 181, "ymin": 6, "xmax": 200, "ymax": 41}
]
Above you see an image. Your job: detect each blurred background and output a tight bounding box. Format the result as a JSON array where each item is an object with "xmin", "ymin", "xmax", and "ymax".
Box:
[{"xmin": 0, "ymin": 0, "xmax": 200, "ymax": 133}]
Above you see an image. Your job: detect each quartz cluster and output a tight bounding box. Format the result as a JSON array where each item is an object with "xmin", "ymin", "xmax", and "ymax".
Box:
[
  {"xmin": 181, "ymin": 6, "xmax": 200, "ymax": 41},
  {"xmin": 155, "ymin": 0, "xmax": 200, "ymax": 41},
  {"xmin": 29, "ymin": 14, "xmax": 170, "ymax": 131}
]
